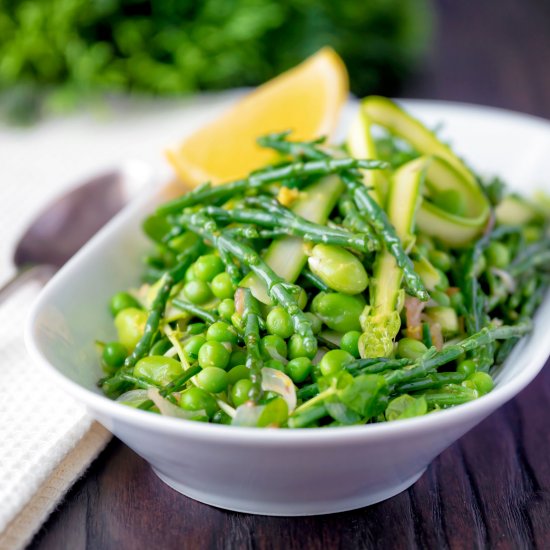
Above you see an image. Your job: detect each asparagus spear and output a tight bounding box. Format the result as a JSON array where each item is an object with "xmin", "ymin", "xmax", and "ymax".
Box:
[
  {"xmin": 241, "ymin": 288, "xmax": 265, "ymax": 402},
  {"xmin": 123, "ymin": 236, "xmax": 203, "ymax": 368},
  {"xmin": 157, "ymin": 157, "xmax": 386, "ymax": 215},
  {"xmin": 201, "ymin": 199, "xmax": 373, "ymax": 252}
]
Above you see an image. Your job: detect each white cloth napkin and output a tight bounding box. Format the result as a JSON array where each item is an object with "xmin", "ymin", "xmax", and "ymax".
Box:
[{"xmin": 0, "ymin": 91, "xmax": 239, "ymax": 549}]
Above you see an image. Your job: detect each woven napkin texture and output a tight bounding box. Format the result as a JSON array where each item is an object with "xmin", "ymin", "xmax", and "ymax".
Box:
[{"xmin": 0, "ymin": 92, "xmax": 237, "ymax": 549}]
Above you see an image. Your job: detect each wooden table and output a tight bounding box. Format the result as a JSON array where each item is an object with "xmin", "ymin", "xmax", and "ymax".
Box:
[{"xmin": 30, "ymin": 2, "xmax": 550, "ymax": 548}]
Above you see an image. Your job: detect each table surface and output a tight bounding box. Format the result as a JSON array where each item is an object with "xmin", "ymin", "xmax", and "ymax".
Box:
[{"xmin": 30, "ymin": 1, "xmax": 550, "ymax": 548}]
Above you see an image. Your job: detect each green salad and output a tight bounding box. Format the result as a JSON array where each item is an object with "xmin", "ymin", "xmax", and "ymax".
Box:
[{"xmin": 97, "ymin": 96, "xmax": 550, "ymax": 428}]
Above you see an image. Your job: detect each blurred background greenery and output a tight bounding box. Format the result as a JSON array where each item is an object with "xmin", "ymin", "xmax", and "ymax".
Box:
[{"xmin": 0, "ymin": 0, "xmax": 433, "ymax": 124}]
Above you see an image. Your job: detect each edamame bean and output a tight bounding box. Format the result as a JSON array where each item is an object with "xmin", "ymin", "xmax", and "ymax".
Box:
[
  {"xmin": 198, "ymin": 341, "xmax": 230, "ymax": 369},
  {"xmin": 266, "ymin": 307, "xmax": 293, "ymax": 338},
  {"xmin": 114, "ymin": 308, "xmax": 148, "ymax": 350},
  {"xmin": 311, "ymin": 292, "xmax": 364, "ymax": 333},
  {"xmin": 308, "ymin": 244, "xmax": 368, "ymax": 295},
  {"xmin": 134, "ymin": 355, "xmax": 183, "ymax": 386}
]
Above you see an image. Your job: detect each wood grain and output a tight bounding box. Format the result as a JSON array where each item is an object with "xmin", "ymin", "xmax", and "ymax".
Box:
[{"xmin": 29, "ymin": 1, "xmax": 550, "ymax": 548}]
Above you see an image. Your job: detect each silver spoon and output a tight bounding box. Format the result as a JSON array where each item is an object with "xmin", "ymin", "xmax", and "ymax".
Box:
[{"xmin": 0, "ymin": 161, "xmax": 151, "ymax": 302}]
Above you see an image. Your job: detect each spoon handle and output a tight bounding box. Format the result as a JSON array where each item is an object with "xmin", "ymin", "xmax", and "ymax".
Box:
[{"xmin": 0, "ymin": 265, "xmax": 57, "ymax": 305}]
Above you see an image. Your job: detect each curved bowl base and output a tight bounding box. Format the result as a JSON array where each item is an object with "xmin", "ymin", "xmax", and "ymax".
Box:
[{"xmin": 152, "ymin": 468, "xmax": 426, "ymax": 516}]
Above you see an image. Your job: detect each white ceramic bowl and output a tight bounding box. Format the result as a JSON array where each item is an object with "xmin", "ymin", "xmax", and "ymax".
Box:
[{"xmin": 26, "ymin": 100, "xmax": 550, "ymax": 516}]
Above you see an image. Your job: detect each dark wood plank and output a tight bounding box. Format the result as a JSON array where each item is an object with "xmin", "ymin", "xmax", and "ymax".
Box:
[{"xmin": 29, "ymin": 1, "xmax": 550, "ymax": 548}]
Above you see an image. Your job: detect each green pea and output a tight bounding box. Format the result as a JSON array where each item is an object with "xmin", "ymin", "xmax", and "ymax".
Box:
[
  {"xmin": 457, "ymin": 359, "xmax": 476, "ymax": 377},
  {"xmin": 285, "ymin": 357, "xmax": 312, "ymax": 383},
  {"xmin": 180, "ymin": 387, "xmax": 218, "ymax": 417},
  {"xmin": 114, "ymin": 308, "xmax": 148, "ymax": 350},
  {"xmin": 183, "ymin": 334, "xmax": 206, "ymax": 360},
  {"xmin": 218, "ymin": 298, "xmax": 235, "ymax": 320},
  {"xmin": 396, "ymin": 338, "xmax": 428, "ymax": 360},
  {"xmin": 197, "ymin": 367, "xmax": 229, "ymax": 393},
  {"xmin": 304, "ymin": 312, "xmax": 322, "ymax": 334},
  {"xmin": 194, "ymin": 254, "xmax": 225, "ymax": 282},
  {"xmin": 184, "ymin": 280, "xmax": 212, "ymax": 304},
  {"xmin": 311, "ymin": 292, "xmax": 364, "ymax": 333},
  {"xmin": 264, "ymin": 359, "xmax": 285, "ymax": 372},
  {"xmin": 340, "ymin": 331, "xmax": 361, "ymax": 358},
  {"xmin": 288, "ymin": 334, "xmax": 317, "ymax": 359},
  {"xmin": 266, "ymin": 307, "xmax": 293, "ymax": 338},
  {"xmin": 485, "ymin": 242, "xmax": 510, "ymax": 269},
  {"xmin": 228, "ymin": 348, "xmax": 247, "ymax": 368},
  {"xmin": 102, "ymin": 342, "xmax": 127, "ymax": 370},
  {"xmin": 184, "ymin": 264, "xmax": 198, "ymax": 283},
  {"xmin": 308, "ymin": 244, "xmax": 368, "ymax": 295},
  {"xmin": 231, "ymin": 379, "xmax": 253, "ymax": 407},
  {"xmin": 428, "ymin": 250, "xmax": 452, "ymax": 273},
  {"xmin": 211, "ymin": 272, "xmax": 235, "ymax": 299},
  {"xmin": 260, "ymin": 334, "xmax": 287, "ymax": 361},
  {"xmin": 109, "ymin": 292, "xmax": 141, "ymax": 317},
  {"xmin": 258, "ymin": 397, "xmax": 288, "ymax": 427},
  {"xmin": 198, "ymin": 341, "xmax": 230, "ymax": 369},
  {"xmin": 466, "ymin": 372, "xmax": 494, "ymax": 395},
  {"xmin": 227, "ymin": 365, "xmax": 250, "ymax": 385},
  {"xmin": 149, "ymin": 338, "xmax": 172, "ymax": 356},
  {"xmin": 430, "ymin": 289, "xmax": 451, "ymax": 307},
  {"xmin": 319, "ymin": 349, "xmax": 355, "ymax": 376},
  {"xmin": 206, "ymin": 321, "xmax": 238, "ymax": 344},
  {"xmin": 134, "ymin": 355, "xmax": 183, "ymax": 386}
]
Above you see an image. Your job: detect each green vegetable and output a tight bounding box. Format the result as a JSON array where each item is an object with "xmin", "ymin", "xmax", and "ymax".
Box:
[
  {"xmin": 0, "ymin": 1, "xmax": 431, "ymax": 124},
  {"xmin": 307, "ymin": 244, "xmax": 368, "ymax": 295},
  {"xmin": 133, "ymin": 355, "xmax": 183, "ymax": 386},
  {"xmin": 359, "ymin": 156, "xmax": 429, "ymax": 358},
  {"xmin": 109, "ymin": 292, "xmax": 142, "ymax": 317},
  {"xmin": 98, "ymin": 95, "xmax": 546, "ymax": 429},
  {"xmin": 198, "ymin": 341, "xmax": 231, "ymax": 370}
]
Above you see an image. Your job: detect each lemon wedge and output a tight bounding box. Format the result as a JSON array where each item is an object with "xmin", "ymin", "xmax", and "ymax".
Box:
[{"xmin": 167, "ymin": 47, "xmax": 349, "ymax": 186}]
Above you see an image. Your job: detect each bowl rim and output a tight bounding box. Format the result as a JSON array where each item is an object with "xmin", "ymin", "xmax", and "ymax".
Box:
[{"xmin": 25, "ymin": 98, "xmax": 550, "ymax": 446}]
